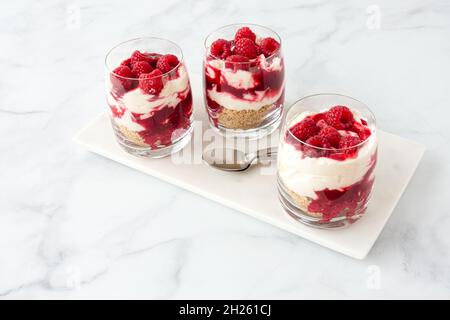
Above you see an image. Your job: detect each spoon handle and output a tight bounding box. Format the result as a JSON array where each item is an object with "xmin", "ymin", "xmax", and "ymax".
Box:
[{"xmin": 256, "ymin": 147, "xmax": 278, "ymax": 161}]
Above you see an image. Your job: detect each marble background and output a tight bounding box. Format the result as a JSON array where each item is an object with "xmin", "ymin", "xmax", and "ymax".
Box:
[{"xmin": 1, "ymin": 0, "xmax": 449, "ymax": 299}]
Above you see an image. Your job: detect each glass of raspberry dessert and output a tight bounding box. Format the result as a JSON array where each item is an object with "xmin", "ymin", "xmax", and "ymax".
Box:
[
  {"xmin": 203, "ymin": 24, "xmax": 285, "ymax": 139},
  {"xmin": 105, "ymin": 37, "xmax": 193, "ymax": 158},
  {"xmin": 277, "ymin": 94, "xmax": 377, "ymax": 228}
]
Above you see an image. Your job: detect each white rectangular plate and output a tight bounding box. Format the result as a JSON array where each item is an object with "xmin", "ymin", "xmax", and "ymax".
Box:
[{"xmin": 75, "ymin": 76, "xmax": 425, "ymax": 259}]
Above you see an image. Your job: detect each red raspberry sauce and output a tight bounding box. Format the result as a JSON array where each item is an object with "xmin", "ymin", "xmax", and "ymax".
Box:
[{"xmin": 308, "ymin": 152, "xmax": 377, "ymax": 223}]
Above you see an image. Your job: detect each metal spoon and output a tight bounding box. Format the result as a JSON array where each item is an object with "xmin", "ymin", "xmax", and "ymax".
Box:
[{"xmin": 202, "ymin": 147, "xmax": 277, "ymax": 172}]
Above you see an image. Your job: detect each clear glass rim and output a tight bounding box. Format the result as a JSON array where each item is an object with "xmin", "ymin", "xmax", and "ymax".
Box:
[
  {"xmin": 203, "ymin": 23, "xmax": 282, "ymax": 63},
  {"xmin": 285, "ymin": 93, "xmax": 377, "ymax": 152},
  {"xmin": 105, "ymin": 36, "xmax": 184, "ymax": 80}
]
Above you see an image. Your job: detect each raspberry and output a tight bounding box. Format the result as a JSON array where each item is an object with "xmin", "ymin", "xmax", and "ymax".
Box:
[
  {"xmin": 226, "ymin": 54, "xmax": 250, "ymax": 63},
  {"xmin": 325, "ymin": 105, "xmax": 355, "ymax": 129},
  {"xmin": 306, "ymin": 135, "xmax": 331, "ymax": 149},
  {"xmin": 352, "ymin": 121, "xmax": 372, "ymax": 140},
  {"xmin": 289, "ymin": 117, "xmax": 319, "ymax": 142},
  {"xmin": 234, "ymin": 38, "xmax": 258, "ymax": 59},
  {"xmin": 131, "ymin": 61, "xmax": 153, "ymax": 77},
  {"xmin": 112, "ymin": 65, "xmax": 133, "ymax": 78},
  {"xmin": 130, "ymin": 50, "xmax": 150, "ymax": 66},
  {"xmin": 156, "ymin": 54, "xmax": 180, "ymax": 73},
  {"xmin": 339, "ymin": 135, "xmax": 361, "ymax": 154},
  {"xmin": 139, "ymin": 69, "xmax": 163, "ymax": 94},
  {"xmin": 304, "ymin": 135, "xmax": 331, "ymax": 158},
  {"xmin": 120, "ymin": 58, "xmax": 132, "ymax": 67},
  {"xmin": 225, "ymin": 54, "xmax": 250, "ymax": 70},
  {"xmin": 316, "ymin": 119, "xmax": 328, "ymax": 129},
  {"xmin": 234, "ymin": 26, "xmax": 256, "ymax": 43},
  {"xmin": 319, "ymin": 126, "xmax": 341, "ymax": 147},
  {"xmin": 259, "ymin": 37, "xmax": 280, "ymax": 57},
  {"xmin": 255, "ymin": 45, "xmax": 262, "ymax": 56},
  {"xmin": 111, "ymin": 65, "xmax": 133, "ymax": 91},
  {"xmin": 210, "ymin": 39, "xmax": 232, "ymax": 59}
]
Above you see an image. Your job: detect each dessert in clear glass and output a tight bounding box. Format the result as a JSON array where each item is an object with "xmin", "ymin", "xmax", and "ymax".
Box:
[
  {"xmin": 203, "ymin": 24, "xmax": 285, "ymax": 138},
  {"xmin": 277, "ymin": 94, "xmax": 377, "ymax": 228},
  {"xmin": 105, "ymin": 37, "xmax": 193, "ymax": 158}
]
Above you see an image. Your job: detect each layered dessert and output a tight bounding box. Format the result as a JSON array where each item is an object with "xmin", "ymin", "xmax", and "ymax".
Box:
[
  {"xmin": 204, "ymin": 25, "xmax": 284, "ymax": 132},
  {"xmin": 107, "ymin": 50, "xmax": 192, "ymax": 150},
  {"xmin": 278, "ymin": 105, "xmax": 377, "ymax": 225}
]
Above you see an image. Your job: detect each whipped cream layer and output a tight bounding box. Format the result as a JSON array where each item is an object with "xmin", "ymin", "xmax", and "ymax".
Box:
[
  {"xmin": 205, "ymin": 56, "xmax": 284, "ymax": 111},
  {"xmin": 108, "ymin": 65, "xmax": 190, "ymax": 131},
  {"xmin": 278, "ymin": 111, "xmax": 377, "ymax": 199}
]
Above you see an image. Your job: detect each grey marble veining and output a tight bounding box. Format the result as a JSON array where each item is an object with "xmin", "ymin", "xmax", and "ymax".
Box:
[{"xmin": 0, "ymin": 0, "xmax": 449, "ymax": 299}]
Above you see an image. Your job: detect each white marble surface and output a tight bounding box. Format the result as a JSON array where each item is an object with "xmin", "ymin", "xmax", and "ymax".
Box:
[{"xmin": 1, "ymin": 0, "xmax": 449, "ymax": 299}]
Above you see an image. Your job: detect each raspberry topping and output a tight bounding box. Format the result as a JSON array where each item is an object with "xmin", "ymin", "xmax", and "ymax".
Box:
[
  {"xmin": 210, "ymin": 39, "xmax": 232, "ymax": 60},
  {"xmin": 286, "ymin": 105, "xmax": 371, "ymax": 160},
  {"xmin": 316, "ymin": 119, "xmax": 328, "ymax": 129},
  {"xmin": 225, "ymin": 54, "xmax": 250, "ymax": 63},
  {"xmin": 130, "ymin": 50, "xmax": 150, "ymax": 66},
  {"xmin": 120, "ymin": 58, "xmax": 132, "ymax": 68},
  {"xmin": 255, "ymin": 45, "xmax": 262, "ymax": 56},
  {"xmin": 304, "ymin": 135, "xmax": 331, "ymax": 157},
  {"xmin": 289, "ymin": 117, "xmax": 319, "ymax": 142},
  {"xmin": 352, "ymin": 121, "xmax": 372, "ymax": 140},
  {"xmin": 112, "ymin": 65, "xmax": 133, "ymax": 78},
  {"xmin": 234, "ymin": 26, "xmax": 256, "ymax": 43},
  {"xmin": 225, "ymin": 54, "xmax": 250, "ymax": 70},
  {"xmin": 139, "ymin": 69, "xmax": 163, "ymax": 94},
  {"xmin": 131, "ymin": 61, "xmax": 153, "ymax": 77},
  {"xmin": 111, "ymin": 66, "xmax": 134, "ymax": 91},
  {"xmin": 233, "ymin": 38, "xmax": 258, "ymax": 59},
  {"xmin": 319, "ymin": 126, "xmax": 341, "ymax": 147},
  {"xmin": 156, "ymin": 54, "xmax": 180, "ymax": 74},
  {"xmin": 339, "ymin": 135, "xmax": 362, "ymax": 154},
  {"xmin": 259, "ymin": 37, "xmax": 280, "ymax": 57},
  {"xmin": 325, "ymin": 105, "xmax": 355, "ymax": 129},
  {"xmin": 306, "ymin": 135, "xmax": 331, "ymax": 148}
]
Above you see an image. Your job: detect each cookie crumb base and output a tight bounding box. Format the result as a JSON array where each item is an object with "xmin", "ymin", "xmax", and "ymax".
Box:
[
  {"xmin": 287, "ymin": 189, "xmax": 323, "ymax": 218},
  {"xmin": 217, "ymin": 104, "xmax": 274, "ymax": 130},
  {"xmin": 117, "ymin": 125, "xmax": 149, "ymax": 147}
]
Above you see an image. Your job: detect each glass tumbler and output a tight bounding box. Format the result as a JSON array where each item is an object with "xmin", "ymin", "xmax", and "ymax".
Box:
[
  {"xmin": 277, "ymin": 94, "xmax": 377, "ymax": 228},
  {"xmin": 105, "ymin": 37, "xmax": 193, "ymax": 158},
  {"xmin": 203, "ymin": 23, "xmax": 285, "ymax": 139}
]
